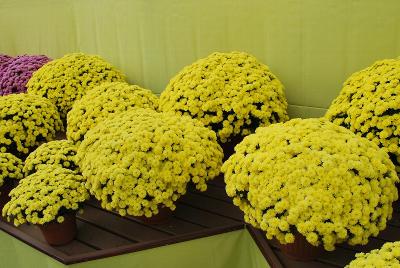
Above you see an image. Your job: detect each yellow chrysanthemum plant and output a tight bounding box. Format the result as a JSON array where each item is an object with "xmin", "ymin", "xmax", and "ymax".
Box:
[
  {"xmin": 23, "ymin": 140, "xmax": 79, "ymax": 176},
  {"xmin": 2, "ymin": 167, "xmax": 89, "ymax": 226},
  {"xmin": 326, "ymin": 59, "xmax": 400, "ymax": 172},
  {"xmin": 27, "ymin": 53, "xmax": 126, "ymax": 120},
  {"xmin": 76, "ymin": 108, "xmax": 223, "ymax": 218},
  {"xmin": 222, "ymin": 118, "xmax": 398, "ymax": 253},
  {"xmin": 67, "ymin": 82, "xmax": 159, "ymax": 143},
  {"xmin": 0, "ymin": 152, "xmax": 23, "ymax": 191},
  {"xmin": 0, "ymin": 94, "xmax": 63, "ymax": 158},
  {"xmin": 346, "ymin": 241, "xmax": 400, "ymax": 268},
  {"xmin": 159, "ymin": 51, "xmax": 289, "ymax": 150}
]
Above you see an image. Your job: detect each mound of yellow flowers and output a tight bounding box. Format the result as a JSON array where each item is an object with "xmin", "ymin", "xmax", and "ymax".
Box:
[
  {"xmin": 0, "ymin": 153, "xmax": 23, "ymax": 188},
  {"xmin": 24, "ymin": 140, "xmax": 79, "ymax": 176},
  {"xmin": 27, "ymin": 53, "xmax": 125, "ymax": 119},
  {"xmin": 346, "ymin": 241, "xmax": 400, "ymax": 267},
  {"xmin": 326, "ymin": 58, "xmax": 400, "ymax": 172},
  {"xmin": 0, "ymin": 94, "xmax": 63, "ymax": 157},
  {"xmin": 222, "ymin": 118, "xmax": 398, "ymax": 251},
  {"xmin": 160, "ymin": 51, "xmax": 288, "ymax": 143},
  {"xmin": 67, "ymin": 82, "xmax": 159, "ymax": 143},
  {"xmin": 77, "ymin": 108, "xmax": 223, "ymax": 217},
  {"xmin": 3, "ymin": 167, "xmax": 89, "ymax": 226}
]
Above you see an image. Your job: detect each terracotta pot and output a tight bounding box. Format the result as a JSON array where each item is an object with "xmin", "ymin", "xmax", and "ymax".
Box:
[
  {"xmin": 278, "ymin": 233, "xmax": 323, "ymax": 261},
  {"xmin": 39, "ymin": 213, "xmax": 77, "ymax": 246},
  {"xmin": 220, "ymin": 136, "xmax": 244, "ymax": 160},
  {"xmin": 0, "ymin": 179, "xmax": 16, "ymax": 214},
  {"xmin": 135, "ymin": 207, "xmax": 173, "ymax": 225}
]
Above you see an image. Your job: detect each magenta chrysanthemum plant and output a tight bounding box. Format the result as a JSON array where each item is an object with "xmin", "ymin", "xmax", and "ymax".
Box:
[
  {"xmin": 0, "ymin": 55, "xmax": 51, "ymax": 96},
  {"xmin": 0, "ymin": 55, "xmax": 12, "ymax": 66}
]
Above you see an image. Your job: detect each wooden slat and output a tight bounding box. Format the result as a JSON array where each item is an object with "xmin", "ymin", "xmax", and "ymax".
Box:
[
  {"xmin": 0, "ymin": 221, "xmax": 71, "ymax": 264},
  {"xmin": 86, "ymin": 200, "xmax": 205, "ymax": 235},
  {"xmin": 56, "ymin": 240, "xmax": 99, "ymax": 256},
  {"xmin": 316, "ymin": 247, "xmax": 356, "ymax": 267},
  {"xmin": 75, "ymin": 220, "xmax": 133, "ymax": 249},
  {"xmin": 66, "ymin": 223, "xmax": 244, "ymax": 264},
  {"xmin": 275, "ymin": 251, "xmax": 335, "ymax": 268},
  {"xmin": 207, "ymin": 175, "xmax": 226, "ymax": 188},
  {"xmin": 376, "ymin": 225, "xmax": 400, "ymax": 242},
  {"xmin": 17, "ymin": 224, "xmax": 97, "ymax": 256},
  {"xmin": 126, "ymin": 214, "xmax": 205, "ymax": 235},
  {"xmin": 174, "ymin": 203, "xmax": 239, "ymax": 228},
  {"xmin": 79, "ymin": 205, "xmax": 172, "ymax": 241},
  {"xmin": 191, "ymin": 184, "xmax": 232, "ymax": 203},
  {"xmin": 388, "ymin": 212, "xmax": 400, "ymax": 227},
  {"xmin": 180, "ymin": 192, "xmax": 243, "ymax": 221},
  {"xmin": 338, "ymin": 238, "xmax": 385, "ymax": 253}
]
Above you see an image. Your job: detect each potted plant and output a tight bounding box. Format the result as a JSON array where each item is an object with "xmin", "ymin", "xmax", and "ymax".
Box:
[
  {"xmin": 0, "ymin": 153, "xmax": 23, "ymax": 211},
  {"xmin": 346, "ymin": 241, "xmax": 400, "ymax": 267},
  {"xmin": 76, "ymin": 108, "xmax": 223, "ymax": 224},
  {"xmin": 0, "ymin": 55, "xmax": 51, "ymax": 96},
  {"xmin": 326, "ymin": 58, "xmax": 400, "ymax": 172},
  {"xmin": 222, "ymin": 118, "xmax": 399, "ymax": 261},
  {"xmin": 2, "ymin": 167, "xmax": 89, "ymax": 246},
  {"xmin": 160, "ymin": 51, "xmax": 289, "ymax": 159},
  {"xmin": 27, "ymin": 52, "xmax": 126, "ymax": 120},
  {"xmin": 23, "ymin": 140, "xmax": 79, "ymax": 176},
  {"xmin": 67, "ymin": 81, "xmax": 159, "ymax": 143},
  {"xmin": 0, "ymin": 93, "xmax": 63, "ymax": 158}
]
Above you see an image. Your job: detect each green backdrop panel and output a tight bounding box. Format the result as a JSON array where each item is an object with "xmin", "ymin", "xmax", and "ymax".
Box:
[
  {"xmin": 1, "ymin": 0, "xmax": 399, "ymax": 117},
  {"xmin": 0, "ymin": 230, "xmax": 269, "ymax": 268}
]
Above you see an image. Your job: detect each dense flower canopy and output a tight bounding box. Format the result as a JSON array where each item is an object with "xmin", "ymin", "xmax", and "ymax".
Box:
[
  {"xmin": 67, "ymin": 82, "xmax": 159, "ymax": 143},
  {"xmin": 160, "ymin": 51, "xmax": 288, "ymax": 143},
  {"xmin": 3, "ymin": 167, "xmax": 89, "ymax": 226},
  {"xmin": 346, "ymin": 241, "xmax": 400, "ymax": 267},
  {"xmin": 0, "ymin": 55, "xmax": 11, "ymax": 66},
  {"xmin": 0, "ymin": 94, "xmax": 63, "ymax": 158},
  {"xmin": 24, "ymin": 140, "xmax": 79, "ymax": 176},
  {"xmin": 222, "ymin": 118, "xmax": 398, "ymax": 251},
  {"xmin": 0, "ymin": 153, "xmax": 23, "ymax": 187},
  {"xmin": 27, "ymin": 53, "xmax": 126, "ymax": 119},
  {"xmin": 326, "ymin": 58, "xmax": 400, "ymax": 172},
  {"xmin": 77, "ymin": 108, "xmax": 223, "ymax": 217},
  {"xmin": 0, "ymin": 55, "xmax": 51, "ymax": 96}
]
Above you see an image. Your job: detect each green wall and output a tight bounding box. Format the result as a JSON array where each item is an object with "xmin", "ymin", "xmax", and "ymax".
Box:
[{"xmin": 1, "ymin": 0, "xmax": 399, "ymax": 118}]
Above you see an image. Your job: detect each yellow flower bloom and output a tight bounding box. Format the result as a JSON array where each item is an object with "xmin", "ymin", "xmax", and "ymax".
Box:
[
  {"xmin": 160, "ymin": 51, "xmax": 288, "ymax": 143},
  {"xmin": 346, "ymin": 241, "xmax": 400, "ymax": 267},
  {"xmin": 23, "ymin": 140, "xmax": 79, "ymax": 175},
  {"xmin": 0, "ymin": 153, "xmax": 23, "ymax": 187},
  {"xmin": 27, "ymin": 53, "xmax": 126, "ymax": 119},
  {"xmin": 326, "ymin": 58, "xmax": 400, "ymax": 172},
  {"xmin": 2, "ymin": 167, "xmax": 89, "ymax": 226},
  {"xmin": 67, "ymin": 82, "xmax": 159, "ymax": 143},
  {"xmin": 0, "ymin": 94, "xmax": 63, "ymax": 157},
  {"xmin": 222, "ymin": 118, "xmax": 398, "ymax": 251},
  {"xmin": 77, "ymin": 108, "xmax": 223, "ymax": 217}
]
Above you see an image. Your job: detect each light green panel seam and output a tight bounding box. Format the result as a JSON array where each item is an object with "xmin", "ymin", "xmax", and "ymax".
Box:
[{"xmin": 288, "ymin": 104, "xmax": 327, "ymax": 119}]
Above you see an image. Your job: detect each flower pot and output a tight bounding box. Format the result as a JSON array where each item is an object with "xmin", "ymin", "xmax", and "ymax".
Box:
[
  {"xmin": 135, "ymin": 206, "xmax": 173, "ymax": 225},
  {"xmin": 39, "ymin": 213, "xmax": 77, "ymax": 246},
  {"xmin": 0, "ymin": 179, "xmax": 16, "ymax": 214},
  {"xmin": 278, "ymin": 234, "xmax": 323, "ymax": 261},
  {"xmin": 220, "ymin": 135, "xmax": 244, "ymax": 160}
]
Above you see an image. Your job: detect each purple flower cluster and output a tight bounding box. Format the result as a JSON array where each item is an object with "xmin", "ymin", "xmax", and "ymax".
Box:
[
  {"xmin": 0, "ymin": 55, "xmax": 12, "ymax": 66},
  {"xmin": 0, "ymin": 55, "xmax": 51, "ymax": 96}
]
